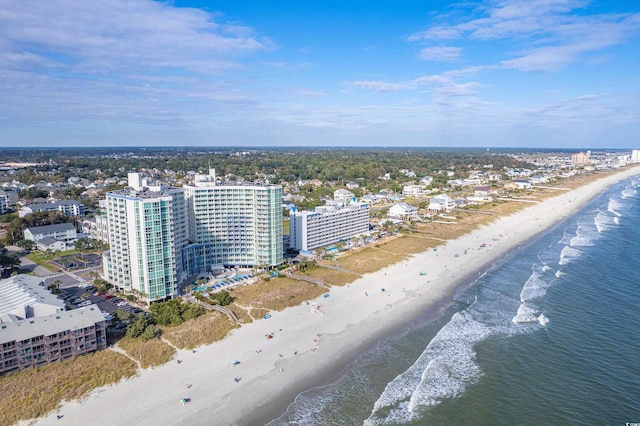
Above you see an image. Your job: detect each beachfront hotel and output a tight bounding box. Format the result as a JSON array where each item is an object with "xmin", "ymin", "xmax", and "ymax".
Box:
[
  {"xmin": 289, "ymin": 201, "xmax": 370, "ymax": 252},
  {"xmin": 0, "ymin": 275, "xmax": 107, "ymax": 376},
  {"xmin": 183, "ymin": 169, "xmax": 283, "ymax": 273},
  {"xmin": 101, "ymin": 171, "xmax": 283, "ymax": 301},
  {"xmin": 102, "ymin": 173, "xmax": 188, "ymax": 302}
]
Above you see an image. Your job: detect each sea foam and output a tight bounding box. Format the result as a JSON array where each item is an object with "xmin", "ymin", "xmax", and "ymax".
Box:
[
  {"xmin": 365, "ymin": 312, "xmax": 491, "ymax": 425},
  {"xmin": 559, "ymin": 246, "xmax": 582, "ymax": 265}
]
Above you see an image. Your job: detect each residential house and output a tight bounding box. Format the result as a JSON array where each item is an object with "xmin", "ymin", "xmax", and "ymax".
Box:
[
  {"xmin": 334, "ymin": 189, "xmax": 355, "ymax": 204},
  {"xmin": 388, "ymin": 202, "xmax": 419, "ymax": 221},
  {"xmin": 474, "ymin": 186, "xmax": 496, "ymax": 198},
  {"xmin": 35, "ymin": 237, "xmax": 68, "ymax": 252},
  {"xmin": 402, "ymin": 185, "xmax": 424, "ymax": 197},
  {"xmin": 428, "ymin": 194, "xmax": 456, "ymax": 212},
  {"xmin": 419, "ymin": 176, "xmax": 433, "ymax": 186},
  {"xmin": 345, "ymin": 181, "xmax": 360, "ymax": 190},
  {"xmin": 360, "ymin": 194, "xmax": 378, "ymax": 204}
]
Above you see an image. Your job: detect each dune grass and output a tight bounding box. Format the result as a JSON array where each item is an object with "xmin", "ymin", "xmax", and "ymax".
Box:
[
  {"xmin": 231, "ymin": 277, "xmax": 327, "ymax": 312},
  {"xmin": 160, "ymin": 312, "xmax": 237, "ymax": 350},
  {"xmin": 303, "ymin": 267, "xmax": 361, "ymax": 286},
  {"xmin": 0, "ymin": 350, "xmax": 137, "ymax": 426},
  {"xmin": 333, "ymin": 246, "xmax": 406, "ymax": 275},
  {"xmin": 116, "ymin": 336, "xmax": 176, "ymax": 368}
]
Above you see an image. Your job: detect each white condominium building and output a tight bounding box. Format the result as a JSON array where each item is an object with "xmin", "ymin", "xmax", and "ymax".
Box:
[
  {"xmin": 103, "ymin": 173, "xmax": 188, "ymax": 302},
  {"xmin": 289, "ymin": 202, "xmax": 370, "ymax": 252},
  {"xmin": 183, "ymin": 169, "xmax": 283, "ymax": 269}
]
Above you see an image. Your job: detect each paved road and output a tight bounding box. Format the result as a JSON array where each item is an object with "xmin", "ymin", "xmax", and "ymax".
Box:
[{"xmin": 18, "ymin": 255, "xmax": 54, "ymax": 277}]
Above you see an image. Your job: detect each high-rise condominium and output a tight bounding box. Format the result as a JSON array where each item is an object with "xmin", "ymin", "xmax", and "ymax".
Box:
[
  {"xmin": 183, "ymin": 169, "xmax": 283, "ymax": 272},
  {"xmin": 103, "ymin": 173, "xmax": 188, "ymax": 302},
  {"xmin": 103, "ymin": 171, "xmax": 283, "ymax": 301}
]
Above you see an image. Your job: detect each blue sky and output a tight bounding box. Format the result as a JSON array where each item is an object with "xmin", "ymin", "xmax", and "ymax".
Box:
[{"xmin": 0, "ymin": 0, "xmax": 638, "ymax": 148}]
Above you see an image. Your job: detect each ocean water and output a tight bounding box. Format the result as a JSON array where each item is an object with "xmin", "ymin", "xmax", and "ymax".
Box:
[{"xmin": 267, "ymin": 176, "xmax": 640, "ymax": 426}]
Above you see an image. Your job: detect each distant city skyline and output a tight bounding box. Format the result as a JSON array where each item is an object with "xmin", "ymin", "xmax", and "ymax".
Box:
[{"xmin": 1, "ymin": 0, "xmax": 639, "ymax": 148}]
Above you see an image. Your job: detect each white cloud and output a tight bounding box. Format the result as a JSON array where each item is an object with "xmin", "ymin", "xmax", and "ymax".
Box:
[
  {"xmin": 0, "ymin": 0, "xmax": 271, "ymax": 123},
  {"xmin": 408, "ymin": 26, "xmax": 462, "ymax": 41},
  {"xmin": 351, "ymin": 73, "xmax": 484, "ymax": 111},
  {"xmin": 351, "ymin": 80, "xmax": 416, "ymax": 92},
  {"xmin": 410, "ymin": 0, "xmax": 640, "ymax": 71},
  {"xmin": 417, "ymin": 46, "xmax": 462, "ymax": 62}
]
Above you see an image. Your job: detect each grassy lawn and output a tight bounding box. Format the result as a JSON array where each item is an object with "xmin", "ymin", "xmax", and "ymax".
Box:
[
  {"xmin": 25, "ymin": 251, "xmax": 58, "ymax": 271},
  {"xmin": 117, "ymin": 336, "xmax": 176, "ymax": 367},
  {"xmin": 0, "ymin": 350, "xmax": 137, "ymax": 426},
  {"xmin": 160, "ymin": 312, "xmax": 237, "ymax": 350},
  {"xmin": 25, "ymin": 249, "xmax": 103, "ymax": 273}
]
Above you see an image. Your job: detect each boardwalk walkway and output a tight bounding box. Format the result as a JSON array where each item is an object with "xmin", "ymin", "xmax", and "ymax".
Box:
[{"xmin": 185, "ymin": 296, "xmax": 239, "ymax": 324}]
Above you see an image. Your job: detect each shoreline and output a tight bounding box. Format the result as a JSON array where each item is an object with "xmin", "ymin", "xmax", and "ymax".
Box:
[{"xmin": 31, "ymin": 166, "xmax": 640, "ymax": 426}]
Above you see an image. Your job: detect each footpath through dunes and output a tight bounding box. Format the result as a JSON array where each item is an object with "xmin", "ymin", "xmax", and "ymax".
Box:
[{"xmin": 29, "ymin": 165, "xmax": 640, "ymax": 426}]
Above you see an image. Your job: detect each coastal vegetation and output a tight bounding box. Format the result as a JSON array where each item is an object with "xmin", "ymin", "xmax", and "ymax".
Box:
[
  {"xmin": 0, "ymin": 350, "xmax": 137, "ymax": 426},
  {"xmin": 159, "ymin": 311, "xmax": 238, "ymax": 350},
  {"xmin": 230, "ymin": 276, "xmax": 327, "ymax": 320},
  {"xmin": 116, "ymin": 336, "xmax": 175, "ymax": 367}
]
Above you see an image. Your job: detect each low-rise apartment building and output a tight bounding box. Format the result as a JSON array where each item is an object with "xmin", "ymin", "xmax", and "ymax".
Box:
[
  {"xmin": 24, "ymin": 223, "xmax": 77, "ymax": 243},
  {"xmin": 19, "ymin": 200, "xmax": 85, "ymax": 218},
  {"xmin": 0, "ymin": 275, "xmax": 107, "ymax": 376}
]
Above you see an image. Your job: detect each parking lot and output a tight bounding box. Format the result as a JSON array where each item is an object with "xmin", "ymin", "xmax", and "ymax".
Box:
[
  {"xmin": 51, "ymin": 252, "xmax": 102, "ymax": 271},
  {"xmin": 57, "ymin": 285, "xmax": 144, "ymax": 320}
]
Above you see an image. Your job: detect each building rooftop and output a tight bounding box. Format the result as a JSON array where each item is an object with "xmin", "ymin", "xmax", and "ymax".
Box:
[
  {"xmin": 26, "ymin": 200, "xmax": 81, "ymax": 210},
  {"xmin": 24, "ymin": 222, "xmax": 76, "ymax": 235},
  {"xmin": 107, "ymin": 186, "xmax": 184, "ymax": 200},
  {"xmin": 0, "ymin": 306, "xmax": 105, "ymax": 343},
  {"xmin": 0, "ymin": 274, "xmax": 63, "ymax": 318}
]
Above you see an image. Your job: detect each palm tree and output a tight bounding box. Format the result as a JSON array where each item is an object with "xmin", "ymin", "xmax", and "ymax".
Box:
[{"xmin": 47, "ymin": 279, "xmax": 62, "ymax": 294}]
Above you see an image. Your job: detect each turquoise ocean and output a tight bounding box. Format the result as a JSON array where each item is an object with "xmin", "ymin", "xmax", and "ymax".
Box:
[{"xmin": 267, "ymin": 175, "xmax": 640, "ymax": 426}]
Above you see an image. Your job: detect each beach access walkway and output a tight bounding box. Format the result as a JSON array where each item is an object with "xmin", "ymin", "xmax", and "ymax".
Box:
[
  {"xmin": 284, "ymin": 272, "xmax": 328, "ymax": 288},
  {"xmin": 185, "ymin": 296, "xmax": 239, "ymax": 324}
]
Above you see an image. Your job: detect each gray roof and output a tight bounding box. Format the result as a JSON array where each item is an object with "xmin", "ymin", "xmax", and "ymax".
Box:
[
  {"xmin": 25, "ymin": 222, "xmax": 76, "ymax": 235},
  {"xmin": 0, "ymin": 306, "xmax": 105, "ymax": 344},
  {"xmin": 37, "ymin": 237, "xmax": 61, "ymax": 246},
  {"xmin": 27, "ymin": 200, "xmax": 81, "ymax": 210}
]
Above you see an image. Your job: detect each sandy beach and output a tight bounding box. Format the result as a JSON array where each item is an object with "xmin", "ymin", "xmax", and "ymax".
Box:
[{"xmin": 31, "ymin": 166, "xmax": 640, "ymax": 426}]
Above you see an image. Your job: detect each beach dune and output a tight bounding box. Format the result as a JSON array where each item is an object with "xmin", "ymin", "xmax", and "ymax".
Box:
[{"xmin": 32, "ymin": 166, "xmax": 640, "ymax": 426}]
